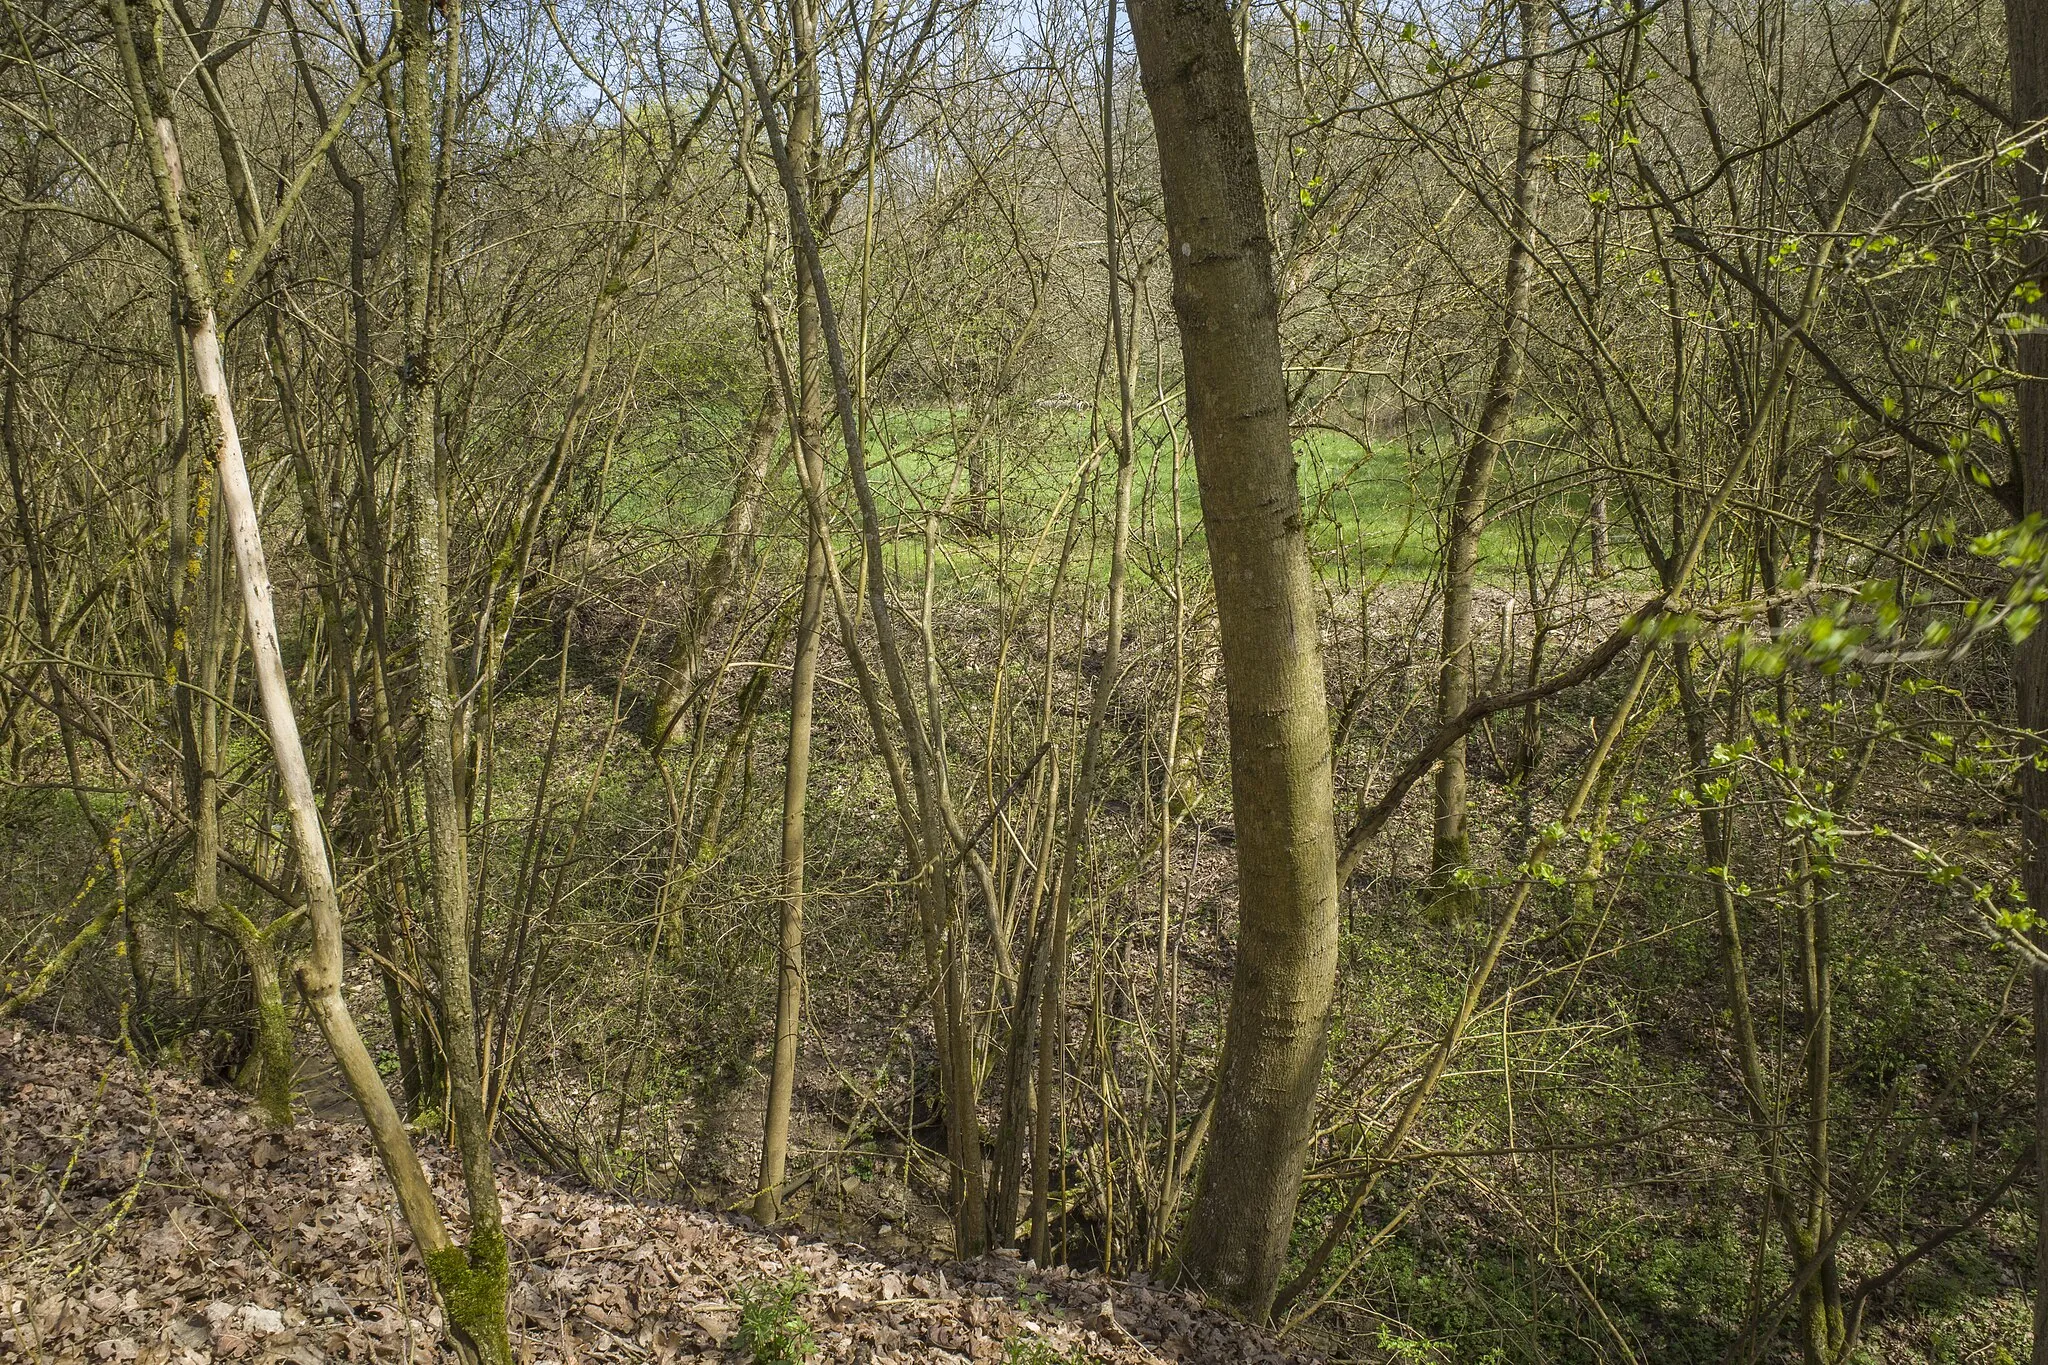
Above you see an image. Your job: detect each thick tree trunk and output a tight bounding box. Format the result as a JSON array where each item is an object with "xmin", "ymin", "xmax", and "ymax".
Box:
[
  {"xmin": 1127, "ymin": 0, "xmax": 1341, "ymax": 1318},
  {"xmin": 227, "ymin": 917, "xmax": 295, "ymax": 1128},
  {"xmin": 2009, "ymin": 0, "xmax": 2048, "ymax": 1358},
  {"xmin": 1430, "ymin": 0, "xmax": 1547, "ymax": 912}
]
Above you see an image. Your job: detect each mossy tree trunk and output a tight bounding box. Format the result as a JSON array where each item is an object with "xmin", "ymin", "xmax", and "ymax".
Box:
[
  {"xmin": 395, "ymin": 0, "xmax": 511, "ymax": 1355},
  {"xmin": 103, "ymin": 1, "xmax": 489, "ymax": 1359},
  {"xmin": 226, "ymin": 916, "xmax": 295, "ymax": 1128}
]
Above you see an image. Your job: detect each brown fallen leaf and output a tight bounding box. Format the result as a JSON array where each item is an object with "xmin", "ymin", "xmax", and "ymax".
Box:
[{"xmin": 3, "ymin": 1027, "xmax": 1323, "ymax": 1365}]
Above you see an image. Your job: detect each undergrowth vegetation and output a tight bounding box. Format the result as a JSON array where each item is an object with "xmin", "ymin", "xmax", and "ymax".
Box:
[{"xmin": 4, "ymin": 0, "xmax": 2048, "ymax": 1357}]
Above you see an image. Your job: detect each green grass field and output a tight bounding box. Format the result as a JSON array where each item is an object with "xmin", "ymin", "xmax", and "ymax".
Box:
[{"xmin": 624, "ymin": 400, "xmax": 1607, "ymax": 593}]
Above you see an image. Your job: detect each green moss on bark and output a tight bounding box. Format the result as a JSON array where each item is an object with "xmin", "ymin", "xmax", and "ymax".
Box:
[
  {"xmin": 249, "ymin": 992, "xmax": 294, "ymax": 1128},
  {"xmin": 226, "ymin": 924, "xmax": 295, "ymax": 1128},
  {"xmin": 425, "ymin": 1226, "xmax": 512, "ymax": 1365}
]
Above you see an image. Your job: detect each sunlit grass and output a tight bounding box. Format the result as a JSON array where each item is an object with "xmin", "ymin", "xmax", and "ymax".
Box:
[{"xmin": 613, "ymin": 400, "xmax": 1620, "ymax": 592}]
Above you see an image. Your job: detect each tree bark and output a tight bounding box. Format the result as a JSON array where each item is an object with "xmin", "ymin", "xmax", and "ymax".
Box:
[
  {"xmin": 394, "ymin": 0, "xmax": 512, "ymax": 1355},
  {"xmin": 2010, "ymin": 0, "xmax": 2048, "ymax": 1358},
  {"xmin": 1127, "ymin": 0, "xmax": 1341, "ymax": 1317},
  {"xmin": 753, "ymin": 0, "xmax": 823, "ymax": 1226},
  {"xmin": 1007, "ymin": 0, "xmax": 1142, "ymax": 1250},
  {"xmin": 1430, "ymin": 0, "xmax": 1547, "ymax": 912},
  {"xmin": 102, "ymin": 1, "xmax": 480, "ymax": 1356},
  {"xmin": 755, "ymin": 459, "xmax": 824, "ymax": 1225},
  {"xmin": 731, "ymin": 0, "xmax": 989, "ymax": 1256}
]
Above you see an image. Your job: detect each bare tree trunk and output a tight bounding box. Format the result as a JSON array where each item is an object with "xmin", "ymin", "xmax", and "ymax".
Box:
[
  {"xmin": 280, "ymin": 18, "xmax": 427, "ymax": 1113},
  {"xmin": 1673, "ymin": 642, "xmax": 1838, "ymax": 1361},
  {"xmin": 1010, "ymin": 0, "xmax": 1139, "ymax": 1249},
  {"xmin": 1147, "ymin": 433, "xmax": 1196, "ymax": 1271},
  {"xmin": 753, "ymin": 0, "xmax": 823, "ymax": 1225},
  {"xmin": 160, "ymin": 8, "xmax": 335, "ymax": 1126},
  {"xmin": 2010, "ymin": 0, "xmax": 2048, "ymax": 1358},
  {"xmin": 163, "ymin": 356, "xmax": 296, "ymax": 1125},
  {"xmin": 756, "ymin": 461, "xmax": 824, "ymax": 1224},
  {"xmin": 195, "ymin": 547, "xmax": 295, "ymax": 1128},
  {"xmin": 1429, "ymin": 0, "xmax": 1547, "ymax": 913},
  {"xmin": 731, "ymin": 0, "xmax": 987, "ymax": 1256},
  {"xmin": 1588, "ymin": 485, "xmax": 1611, "ymax": 577},
  {"xmin": 1126, "ymin": 0, "xmax": 1341, "ymax": 1317},
  {"xmin": 102, "ymin": 3, "xmax": 486, "ymax": 1359},
  {"xmin": 394, "ymin": 0, "xmax": 511, "ymax": 1353}
]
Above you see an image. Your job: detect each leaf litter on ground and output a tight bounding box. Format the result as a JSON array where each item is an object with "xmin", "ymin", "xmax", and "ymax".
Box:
[{"xmin": 0, "ymin": 1026, "xmax": 1321, "ymax": 1364}]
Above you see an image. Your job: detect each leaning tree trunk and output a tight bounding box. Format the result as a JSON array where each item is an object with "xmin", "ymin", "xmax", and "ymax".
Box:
[
  {"xmin": 103, "ymin": 2, "xmax": 491, "ymax": 1360},
  {"xmin": 732, "ymin": 0, "xmax": 991, "ymax": 1256},
  {"xmin": 1127, "ymin": 0, "xmax": 1342, "ymax": 1318},
  {"xmin": 1430, "ymin": 0, "xmax": 1547, "ymax": 914}
]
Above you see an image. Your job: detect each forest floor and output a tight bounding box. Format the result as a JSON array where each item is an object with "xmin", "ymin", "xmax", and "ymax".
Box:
[{"xmin": 0, "ymin": 1026, "xmax": 1324, "ymax": 1365}]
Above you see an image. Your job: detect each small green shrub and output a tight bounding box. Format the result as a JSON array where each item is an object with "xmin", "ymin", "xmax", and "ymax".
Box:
[
  {"xmin": 1001, "ymin": 1333, "xmax": 1094, "ymax": 1365},
  {"xmin": 734, "ymin": 1269, "xmax": 816, "ymax": 1365}
]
